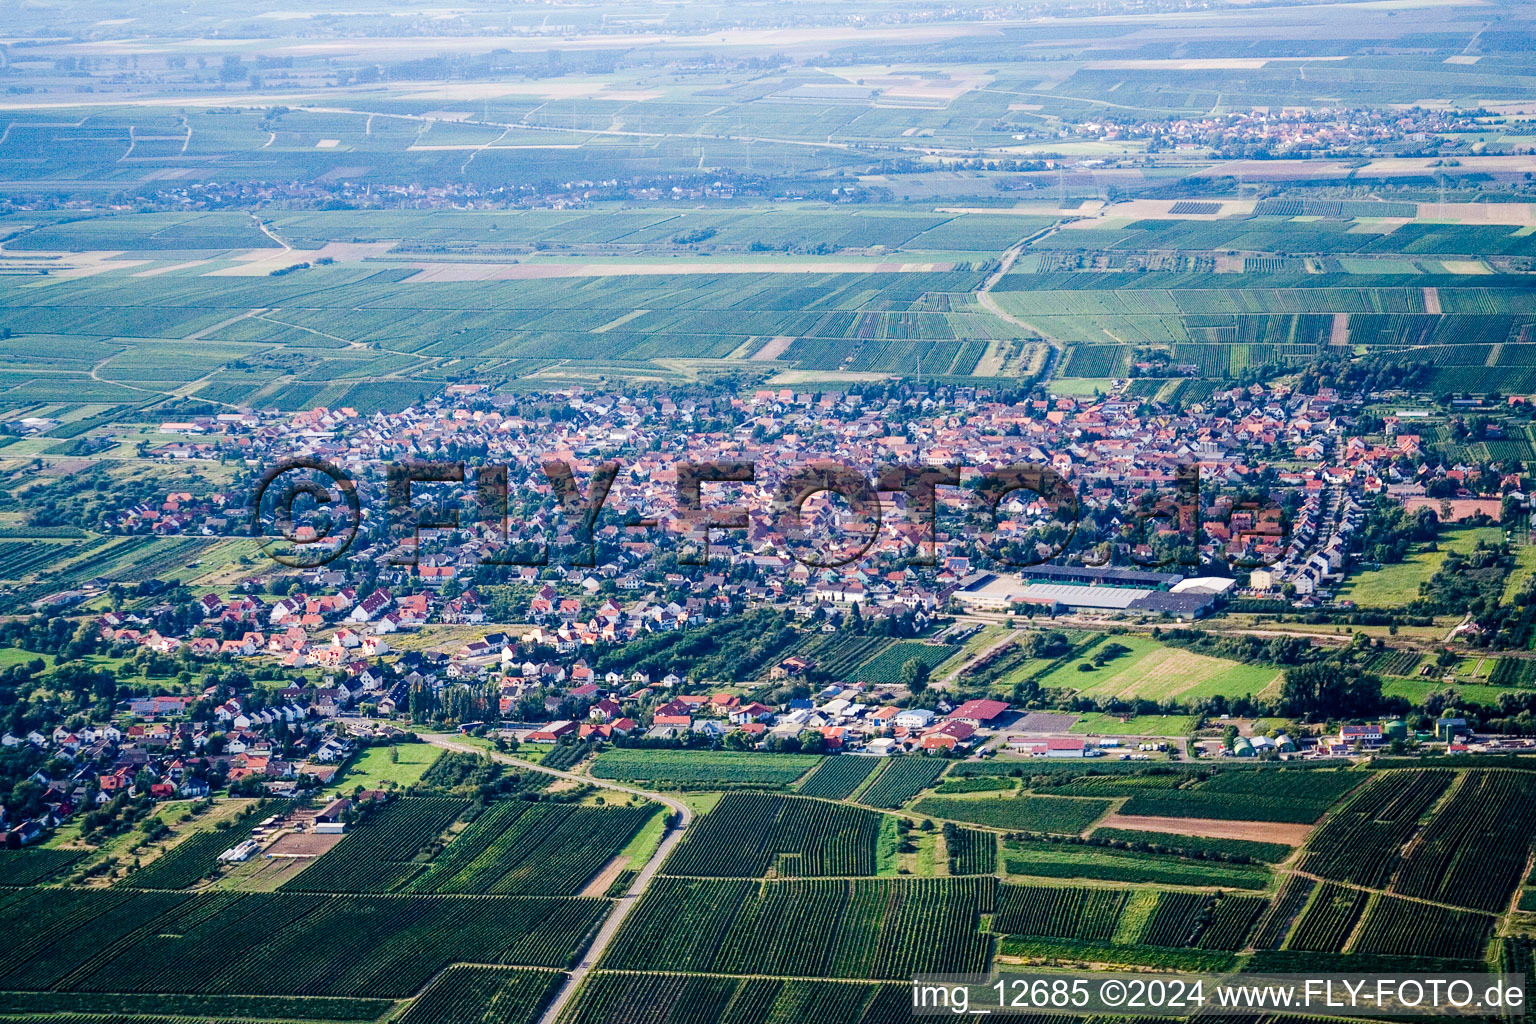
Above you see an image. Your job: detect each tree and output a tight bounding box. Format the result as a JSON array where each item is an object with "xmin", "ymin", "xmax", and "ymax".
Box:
[
  {"xmin": 900, "ymin": 658, "xmax": 931, "ymax": 694},
  {"xmin": 1277, "ymin": 663, "xmax": 1383, "ymax": 720}
]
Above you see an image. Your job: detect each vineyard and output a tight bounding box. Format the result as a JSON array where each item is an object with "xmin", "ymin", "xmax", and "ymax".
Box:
[
  {"xmin": 993, "ymin": 883, "xmax": 1129, "ymax": 941},
  {"xmin": 396, "ymin": 966, "xmax": 562, "ymax": 1024},
  {"xmin": 1367, "ymin": 649, "xmax": 1424, "ymax": 677},
  {"xmin": 0, "ymin": 888, "xmax": 605, "ymax": 998},
  {"xmin": 1249, "ymin": 876, "xmax": 1316, "ymax": 950},
  {"xmin": 849, "ymin": 641, "xmax": 960, "ymax": 683},
  {"xmin": 600, "ymin": 876, "xmax": 996, "ymax": 978},
  {"xmin": 1487, "ymin": 658, "xmax": 1536, "ymax": 688},
  {"xmin": 560, "ymin": 973, "xmax": 912, "ymax": 1024},
  {"xmin": 282, "ymin": 797, "xmax": 467, "ymax": 893},
  {"xmin": 911, "ymin": 795, "xmax": 1110, "ymax": 833},
  {"xmin": 797, "ymin": 756, "xmax": 880, "ymax": 800},
  {"xmin": 406, "ymin": 802, "xmax": 658, "ymax": 896},
  {"xmin": 0, "ymin": 848, "xmax": 85, "ymax": 886},
  {"xmin": 0, "ymin": 991, "xmax": 391, "ymax": 1021},
  {"xmin": 792, "ymin": 634, "xmax": 894, "ymax": 678},
  {"xmin": 120, "ymin": 801, "xmax": 293, "ymax": 890},
  {"xmin": 1350, "ymin": 894, "xmax": 1495, "ymax": 961},
  {"xmin": 946, "ymin": 827, "xmax": 997, "ymax": 876},
  {"xmin": 1088, "ymin": 828, "xmax": 1294, "ymax": 864},
  {"xmin": 589, "ymin": 750, "xmax": 819, "ymax": 788},
  {"xmin": 995, "ymin": 936, "xmax": 1238, "ymax": 973},
  {"xmin": 1388, "ymin": 770, "xmax": 1536, "ymax": 912},
  {"xmin": 1196, "ymin": 895, "xmax": 1268, "ymax": 951},
  {"xmin": 1001, "ymin": 839, "xmax": 1268, "ymax": 889},
  {"xmin": 1297, "ymin": 770, "xmax": 1453, "ymax": 887},
  {"xmin": 663, "ymin": 792, "xmax": 882, "ymax": 877},
  {"xmin": 1120, "ymin": 769, "xmax": 1360, "ymax": 824},
  {"xmin": 1285, "ymin": 883, "xmax": 1370, "ymax": 952},
  {"xmin": 858, "ymin": 757, "xmax": 946, "ymax": 809}
]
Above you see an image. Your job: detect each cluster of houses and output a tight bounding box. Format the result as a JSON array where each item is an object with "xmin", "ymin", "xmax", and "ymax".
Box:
[
  {"xmin": 505, "ymin": 688, "xmax": 1016, "ymax": 756},
  {"xmin": 116, "ymin": 378, "xmax": 1512, "ymax": 618}
]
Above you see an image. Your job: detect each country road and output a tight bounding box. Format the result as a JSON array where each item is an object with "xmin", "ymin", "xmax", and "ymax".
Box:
[{"xmin": 420, "ymin": 734, "xmax": 692, "ymax": 1024}]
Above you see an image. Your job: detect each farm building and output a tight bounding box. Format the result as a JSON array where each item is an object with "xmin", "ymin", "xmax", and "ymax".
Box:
[{"xmin": 314, "ymin": 798, "xmax": 351, "ymax": 834}]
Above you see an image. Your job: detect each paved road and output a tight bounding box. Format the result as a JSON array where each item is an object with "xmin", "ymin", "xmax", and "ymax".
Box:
[{"xmin": 420, "ymin": 734, "xmax": 692, "ymax": 1024}]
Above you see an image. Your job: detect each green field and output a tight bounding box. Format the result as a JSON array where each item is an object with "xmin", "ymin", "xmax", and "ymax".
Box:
[
  {"xmin": 1037, "ymin": 636, "xmax": 1280, "ymax": 703},
  {"xmin": 1338, "ymin": 527, "xmax": 1502, "ymax": 608},
  {"xmin": 328, "ymin": 743, "xmax": 442, "ymax": 795},
  {"xmin": 1069, "ymin": 713, "xmax": 1200, "ymax": 737},
  {"xmin": 911, "ymin": 795, "xmax": 1111, "ymax": 834},
  {"xmin": 1002, "ymin": 841, "xmax": 1270, "ymax": 890},
  {"xmin": 589, "ymin": 750, "xmax": 821, "ymax": 788}
]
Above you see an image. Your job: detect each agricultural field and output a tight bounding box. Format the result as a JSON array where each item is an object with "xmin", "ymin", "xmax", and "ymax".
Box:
[
  {"xmin": 1069, "ymin": 713, "xmax": 1200, "ymax": 737},
  {"xmin": 282, "ymin": 797, "xmax": 468, "ymax": 894},
  {"xmin": 663, "ymin": 792, "xmax": 884, "ymax": 877},
  {"xmin": 993, "ymin": 884, "xmax": 1263, "ymax": 965},
  {"xmin": 1088, "ymin": 828, "xmax": 1295, "ymax": 864},
  {"xmin": 0, "ymin": 848, "xmax": 87, "ymax": 886},
  {"xmin": 601, "ymin": 876, "xmax": 996, "ymax": 978},
  {"xmin": 911, "ymin": 794, "xmax": 1111, "ymax": 834},
  {"xmin": 796, "ymin": 756, "xmax": 881, "ymax": 800},
  {"xmin": 1118, "ymin": 769, "xmax": 1363, "ymax": 825},
  {"xmin": 1338, "ymin": 527, "xmax": 1503, "ymax": 608},
  {"xmin": 396, "ymin": 966, "xmax": 563, "ymax": 1024},
  {"xmin": 588, "ymin": 749, "xmax": 820, "ymax": 789},
  {"xmin": 1035, "ymin": 635, "xmax": 1281, "ymax": 703},
  {"xmin": 1298, "ymin": 770, "xmax": 1456, "ymax": 887},
  {"xmin": 0, "ymin": 887, "xmax": 603, "ymax": 998},
  {"xmin": 560, "ymin": 973, "xmax": 911, "ymax": 1024},
  {"xmin": 945, "ymin": 827, "xmax": 997, "ymax": 876},
  {"xmin": 405, "ymin": 802, "xmax": 659, "ymax": 896},
  {"xmin": 1001, "ymin": 838, "xmax": 1270, "ymax": 889},
  {"xmin": 326, "ymin": 743, "xmax": 441, "ymax": 795},
  {"xmin": 848, "ymin": 641, "xmax": 961, "ymax": 684},
  {"xmin": 857, "ymin": 757, "xmax": 948, "ymax": 809}
]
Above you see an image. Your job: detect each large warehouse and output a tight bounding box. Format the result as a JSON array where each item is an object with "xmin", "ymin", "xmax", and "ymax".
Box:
[{"xmin": 953, "ymin": 568, "xmax": 1230, "ymax": 620}]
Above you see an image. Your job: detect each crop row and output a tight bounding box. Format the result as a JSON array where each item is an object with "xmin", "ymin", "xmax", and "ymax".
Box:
[
  {"xmin": 601, "ymin": 876, "xmax": 996, "ymax": 979},
  {"xmin": 859, "ymin": 758, "xmax": 947, "ymax": 809},
  {"xmin": 589, "ymin": 749, "xmax": 819, "ymax": 788},
  {"xmin": 664, "ymin": 792, "xmax": 882, "ymax": 877},
  {"xmin": 561, "ymin": 973, "xmax": 912, "ymax": 1024},
  {"xmin": 0, "ymin": 889, "xmax": 603, "ymax": 998},
  {"xmin": 797, "ymin": 756, "xmax": 880, "ymax": 800},
  {"xmin": 1297, "ymin": 770, "xmax": 1454, "ymax": 887},
  {"xmin": 408, "ymin": 802, "xmax": 657, "ymax": 896},
  {"xmin": 281, "ymin": 797, "xmax": 467, "ymax": 894}
]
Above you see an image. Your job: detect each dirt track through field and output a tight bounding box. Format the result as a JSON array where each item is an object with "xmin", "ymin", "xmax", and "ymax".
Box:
[
  {"xmin": 1097, "ymin": 813, "xmax": 1311, "ymax": 845},
  {"xmin": 421, "ymin": 734, "xmax": 691, "ymax": 1024}
]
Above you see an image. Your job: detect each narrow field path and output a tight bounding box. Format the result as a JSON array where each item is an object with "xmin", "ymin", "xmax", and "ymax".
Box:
[{"xmin": 420, "ymin": 734, "xmax": 692, "ymax": 1024}]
